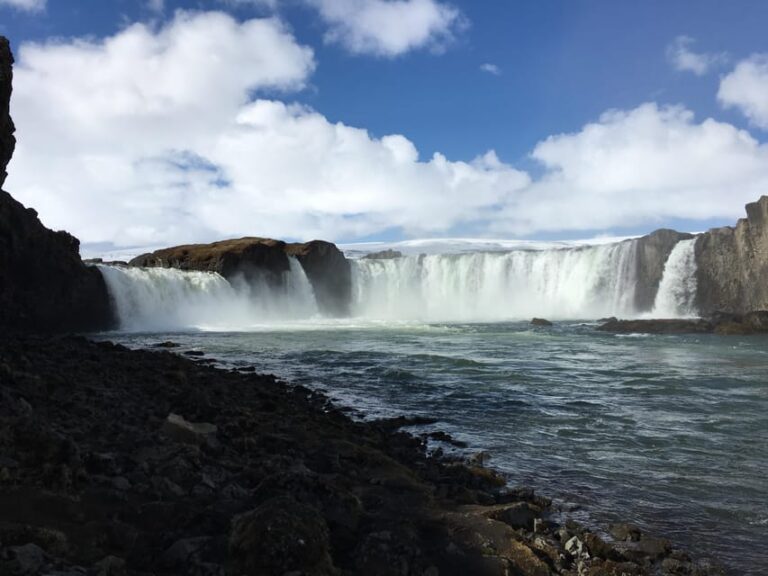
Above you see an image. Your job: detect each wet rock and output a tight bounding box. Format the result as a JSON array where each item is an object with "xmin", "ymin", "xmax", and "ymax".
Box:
[
  {"xmin": 531, "ymin": 318, "xmax": 553, "ymax": 327},
  {"xmin": 597, "ymin": 318, "xmax": 713, "ymax": 334},
  {"xmin": 154, "ymin": 341, "xmax": 180, "ymax": 348},
  {"xmin": 184, "ymin": 350, "xmax": 205, "ymax": 357},
  {"xmin": 161, "ymin": 413, "xmax": 217, "ymax": 445},
  {"xmin": 228, "ymin": 497, "xmax": 337, "ymax": 575},
  {"xmin": 490, "ymin": 502, "xmax": 540, "ymax": 530},
  {"xmin": 609, "ymin": 523, "xmax": 642, "ymax": 542}
]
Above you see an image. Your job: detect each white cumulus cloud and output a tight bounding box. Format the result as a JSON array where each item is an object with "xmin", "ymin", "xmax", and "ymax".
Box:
[
  {"xmin": 492, "ymin": 103, "xmax": 768, "ymax": 235},
  {"xmin": 666, "ymin": 36, "xmax": 727, "ymax": 76},
  {"xmin": 305, "ymin": 0, "xmax": 465, "ymax": 57},
  {"xmin": 0, "ymin": 0, "xmax": 45, "ymax": 12},
  {"xmin": 480, "ymin": 63, "xmax": 500, "ymax": 76},
  {"xmin": 718, "ymin": 54, "xmax": 768, "ymax": 130},
  {"xmin": 6, "ymin": 11, "xmax": 768, "ymax": 250},
  {"xmin": 6, "ymin": 10, "xmax": 528, "ymax": 246}
]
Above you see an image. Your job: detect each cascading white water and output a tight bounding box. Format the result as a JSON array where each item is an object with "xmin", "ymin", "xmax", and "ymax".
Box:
[
  {"xmin": 351, "ymin": 241, "xmax": 640, "ymax": 321},
  {"xmin": 98, "ymin": 258, "xmax": 318, "ymax": 331},
  {"xmin": 651, "ymin": 238, "xmax": 699, "ymax": 318}
]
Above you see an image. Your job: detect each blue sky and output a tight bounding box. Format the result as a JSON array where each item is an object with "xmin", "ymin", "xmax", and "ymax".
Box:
[{"xmin": 2, "ymin": 0, "xmax": 768, "ymax": 248}]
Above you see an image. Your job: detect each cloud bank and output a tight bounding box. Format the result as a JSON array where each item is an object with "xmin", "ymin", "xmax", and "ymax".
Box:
[
  {"xmin": 6, "ymin": 11, "xmax": 768, "ymax": 249},
  {"xmin": 719, "ymin": 54, "xmax": 768, "ymax": 130}
]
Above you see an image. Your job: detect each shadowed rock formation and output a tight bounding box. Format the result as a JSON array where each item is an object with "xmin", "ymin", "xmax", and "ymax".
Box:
[
  {"xmin": 695, "ymin": 196, "xmax": 768, "ymax": 315},
  {"xmin": 633, "ymin": 229, "xmax": 695, "ymax": 311},
  {"xmin": 0, "ymin": 37, "xmax": 113, "ymax": 333}
]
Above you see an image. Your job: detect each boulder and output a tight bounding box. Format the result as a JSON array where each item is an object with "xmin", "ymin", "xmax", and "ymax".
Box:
[
  {"xmin": 161, "ymin": 413, "xmax": 217, "ymax": 445},
  {"xmin": 531, "ymin": 318, "xmax": 553, "ymax": 327},
  {"xmin": 228, "ymin": 497, "xmax": 337, "ymax": 575},
  {"xmin": 0, "ymin": 37, "xmax": 113, "ymax": 333}
]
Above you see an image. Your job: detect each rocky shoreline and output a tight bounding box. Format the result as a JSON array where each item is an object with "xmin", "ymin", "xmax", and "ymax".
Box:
[{"xmin": 0, "ymin": 335, "xmax": 727, "ymax": 576}]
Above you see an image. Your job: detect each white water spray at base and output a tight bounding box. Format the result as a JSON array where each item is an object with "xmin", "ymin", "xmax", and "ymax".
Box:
[{"xmin": 97, "ymin": 258, "xmax": 318, "ymax": 331}]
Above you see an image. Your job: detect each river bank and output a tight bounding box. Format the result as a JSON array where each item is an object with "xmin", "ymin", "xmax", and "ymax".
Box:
[{"xmin": 0, "ymin": 334, "xmax": 728, "ymax": 575}]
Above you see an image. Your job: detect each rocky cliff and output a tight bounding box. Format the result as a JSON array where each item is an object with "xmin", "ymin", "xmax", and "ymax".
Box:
[
  {"xmin": 632, "ymin": 229, "xmax": 694, "ymax": 311},
  {"xmin": 695, "ymin": 196, "xmax": 768, "ymax": 315},
  {"xmin": 131, "ymin": 237, "xmax": 352, "ymax": 316},
  {"xmin": 0, "ymin": 37, "xmax": 113, "ymax": 333}
]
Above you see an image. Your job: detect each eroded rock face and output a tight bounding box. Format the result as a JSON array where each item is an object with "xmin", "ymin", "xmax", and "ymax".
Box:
[
  {"xmin": 132, "ymin": 237, "xmax": 352, "ymax": 316},
  {"xmin": 633, "ymin": 229, "xmax": 694, "ymax": 311},
  {"xmin": 286, "ymin": 240, "xmax": 351, "ymax": 316},
  {"xmin": 130, "ymin": 237, "xmax": 292, "ymax": 287},
  {"xmin": 0, "ymin": 37, "xmax": 14, "ymax": 189},
  {"xmin": 695, "ymin": 196, "xmax": 768, "ymax": 314},
  {"xmin": 0, "ymin": 37, "xmax": 113, "ymax": 333}
]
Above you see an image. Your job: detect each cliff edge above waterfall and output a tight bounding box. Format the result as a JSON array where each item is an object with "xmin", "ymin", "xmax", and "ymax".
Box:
[
  {"xmin": 695, "ymin": 195, "xmax": 768, "ymax": 315},
  {"xmin": 131, "ymin": 237, "xmax": 351, "ymax": 316},
  {"xmin": 0, "ymin": 37, "xmax": 112, "ymax": 333}
]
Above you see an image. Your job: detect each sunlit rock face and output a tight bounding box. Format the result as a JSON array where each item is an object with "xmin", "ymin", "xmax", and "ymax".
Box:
[
  {"xmin": 695, "ymin": 195, "xmax": 768, "ymax": 315},
  {"xmin": 0, "ymin": 37, "xmax": 113, "ymax": 333}
]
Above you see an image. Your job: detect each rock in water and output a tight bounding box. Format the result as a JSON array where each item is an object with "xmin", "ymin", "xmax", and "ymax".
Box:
[
  {"xmin": 531, "ymin": 318, "xmax": 553, "ymax": 327},
  {"xmin": 0, "ymin": 37, "xmax": 113, "ymax": 333}
]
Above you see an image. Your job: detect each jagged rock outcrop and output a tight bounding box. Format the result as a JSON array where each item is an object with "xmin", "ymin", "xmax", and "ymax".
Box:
[
  {"xmin": 0, "ymin": 37, "xmax": 14, "ymax": 189},
  {"xmin": 130, "ymin": 237, "xmax": 293, "ymax": 287},
  {"xmin": 0, "ymin": 36, "xmax": 113, "ymax": 333},
  {"xmin": 131, "ymin": 237, "xmax": 352, "ymax": 316},
  {"xmin": 695, "ymin": 196, "xmax": 768, "ymax": 315},
  {"xmin": 632, "ymin": 229, "xmax": 694, "ymax": 311},
  {"xmin": 286, "ymin": 240, "xmax": 351, "ymax": 316}
]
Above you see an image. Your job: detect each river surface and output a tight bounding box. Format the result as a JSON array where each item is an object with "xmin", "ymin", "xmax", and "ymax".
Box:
[{"xmin": 100, "ymin": 320, "xmax": 768, "ymax": 574}]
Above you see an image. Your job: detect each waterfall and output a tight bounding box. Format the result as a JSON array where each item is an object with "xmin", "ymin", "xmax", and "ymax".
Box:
[
  {"xmin": 98, "ymin": 258, "xmax": 318, "ymax": 331},
  {"xmin": 651, "ymin": 238, "xmax": 699, "ymax": 318},
  {"xmin": 351, "ymin": 241, "xmax": 640, "ymax": 321}
]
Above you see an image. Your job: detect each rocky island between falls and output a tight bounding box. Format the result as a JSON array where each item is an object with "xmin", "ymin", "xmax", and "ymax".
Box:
[{"xmin": 0, "ymin": 35, "xmax": 759, "ymax": 575}]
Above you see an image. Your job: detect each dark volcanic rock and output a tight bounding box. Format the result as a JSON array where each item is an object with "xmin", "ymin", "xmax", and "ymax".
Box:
[
  {"xmin": 597, "ymin": 318, "xmax": 713, "ymax": 334},
  {"xmin": 633, "ymin": 229, "xmax": 694, "ymax": 312},
  {"xmin": 0, "ymin": 335, "xmax": 725, "ymax": 575},
  {"xmin": 0, "ymin": 37, "xmax": 113, "ymax": 333},
  {"xmin": 597, "ymin": 313, "xmax": 768, "ymax": 335},
  {"xmin": 363, "ymin": 249, "xmax": 403, "ymax": 260},
  {"xmin": 531, "ymin": 318, "xmax": 553, "ymax": 327},
  {"xmin": 695, "ymin": 196, "xmax": 768, "ymax": 315},
  {"xmin": 130, "ymin": 237, "xmax": 292, "ymax": 287},
  {"xmin": 132, "ymin": 237, "xmax": 353, "ymax": 316},
  {"xmin": 0, "ymin": 37, "xmax": 14, "ymax": 189},
  {"xmin": 286, "ymin": 240, "xmax": 351, "ymax": 316}
]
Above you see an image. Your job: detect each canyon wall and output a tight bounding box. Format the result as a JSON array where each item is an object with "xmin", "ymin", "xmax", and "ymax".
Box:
[
  {"xmin": 695, "ymin": 196, "xmax": 768, "ymax": 315},
  {"xmin": 0, "ymin": 37, "xmax": 113, "ymax": 333}
]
